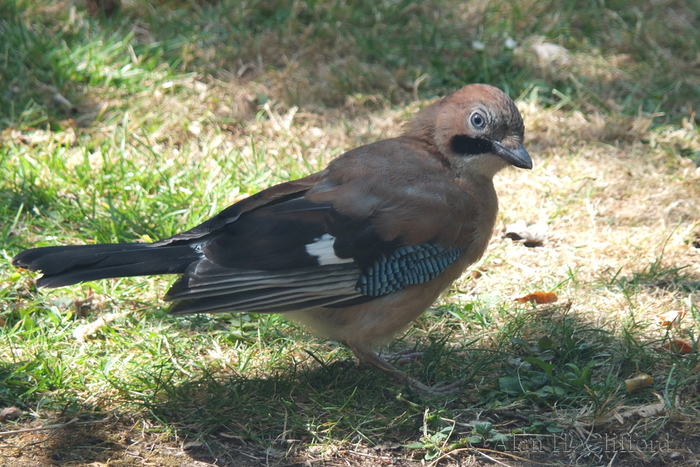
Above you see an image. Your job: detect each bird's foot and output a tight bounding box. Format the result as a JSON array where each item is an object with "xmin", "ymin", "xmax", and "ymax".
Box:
[
  {"xmin": 405, "ymin": 377, "xmax": 462, "ymax": 396},
  {"xmin": 349, "ymin": 344, "xmax": 461, "ymax": 397},
  {"xmin": 384, "ymin": 349, "xmax": 423, "ymax": 366}
]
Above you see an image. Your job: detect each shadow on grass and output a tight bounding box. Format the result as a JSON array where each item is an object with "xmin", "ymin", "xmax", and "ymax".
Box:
[{"xmin": 100, "ymin": 302, "xmax": 699, "ymax": 465}]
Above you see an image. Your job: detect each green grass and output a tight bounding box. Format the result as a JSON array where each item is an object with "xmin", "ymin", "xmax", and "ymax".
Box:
[{"xmin": 1, "ymin": 0, "xmax": 700, "ymax": 465}]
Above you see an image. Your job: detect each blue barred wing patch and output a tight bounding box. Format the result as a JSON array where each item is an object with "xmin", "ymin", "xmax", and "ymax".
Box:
[{"xmin": 356, "ymin": 243, "xmax": 462, "ymax": 296}]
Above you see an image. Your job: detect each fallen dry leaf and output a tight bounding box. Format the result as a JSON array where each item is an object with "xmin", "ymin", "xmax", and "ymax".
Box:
[
  {"xmin": 0, "ymin": 407, "xmax": 20, "ymax": 422},
  {"xmin": 505, "ymin": 220, "xmax": 548, "ymax": 247},
  {"xmin": 611, "ymin": 402, "xmax": 666, "ymax": 424},
  {"xmin": 514, "ymin": 291, "xmax": 558, "ymax": 304},
  {"xmin": 664, "ymin": 339, "xmax": 694, "ymax": 354},
  {"xmin": 625, "ymin": 373, "xmax": 653, "ymax": 393},
  {"xmin": 73, "ymin": 287, "xmax": 95, "ymax": 317},
  {"xmin": 598, "ymin": 400, "xmax": 666, "ymax": 427},
  {"xmin": 73, "ymin": 311, "xmax": 132, "ymax": 343},
  {"xmin": 658, "ymin": 310, "xmax": 686, "ymax": 329}
]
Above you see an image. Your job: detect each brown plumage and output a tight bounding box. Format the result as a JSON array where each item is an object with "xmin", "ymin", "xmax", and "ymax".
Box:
[{"xmin": 12, "ymin": 84, "xmax": 531, "ymax": 395}]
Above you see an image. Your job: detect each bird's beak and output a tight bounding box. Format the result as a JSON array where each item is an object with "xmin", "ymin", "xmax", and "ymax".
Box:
[{"xmin": 492, "ymin": 141, "xmax": 533, "ymax": 170}]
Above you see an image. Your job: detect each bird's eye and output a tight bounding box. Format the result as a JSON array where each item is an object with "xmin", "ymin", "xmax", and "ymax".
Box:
[{"xmin": 470, "ymin": 112, "xmax": 485, "ymax": 129}]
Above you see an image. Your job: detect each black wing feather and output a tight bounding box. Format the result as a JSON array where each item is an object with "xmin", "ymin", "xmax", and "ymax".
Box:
[{"xmin": 165, "ymin": 197, "xmax": 462, "ymax": 314}]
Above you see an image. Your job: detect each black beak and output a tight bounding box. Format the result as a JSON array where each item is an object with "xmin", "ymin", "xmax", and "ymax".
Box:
[{"xmin": 492, "ymin": 141, "xmax": 533, "ymax": 170}]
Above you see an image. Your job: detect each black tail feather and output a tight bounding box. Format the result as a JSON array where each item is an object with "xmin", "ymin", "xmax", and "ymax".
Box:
[{"xmin": 12, "ymin": 243, "xmax": 200, "ymax": 288}]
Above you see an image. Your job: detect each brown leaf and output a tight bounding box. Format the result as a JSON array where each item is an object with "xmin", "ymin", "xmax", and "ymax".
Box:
[
  {"xmin": 658, "ymin": 310, "xmax": 686, "ymax": 329},
  {"xmin": 73, "ymin": 287, "xmax": 95, "ymax": 317},
  {"xmin": 625, "ymin": 373, "xmax": 653, "ymax": 393},
  {"xmin": 0, "ymin": 407, "xmax": 20, "ymax": 422},
  {"xmin": 514, "ymin": 291, "xmax": 558, "ymax": 304},
  {"xmin": 664, "ymin": 339, "xmax": 694, "ymax": 354},
  {"xmin": 617, "ymin": 402, "xmax": 665, "ymax": 420}
]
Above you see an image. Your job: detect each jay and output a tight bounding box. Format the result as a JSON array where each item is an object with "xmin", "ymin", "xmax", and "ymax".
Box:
[{"xmin": 13, "ymin": 84, "xmax": 532, "ymax": 394}]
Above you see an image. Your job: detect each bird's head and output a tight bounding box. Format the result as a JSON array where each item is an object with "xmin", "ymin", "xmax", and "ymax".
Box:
[{"xmin": 432, "ymin": 84, "xmax": 532, "ymax": 179}]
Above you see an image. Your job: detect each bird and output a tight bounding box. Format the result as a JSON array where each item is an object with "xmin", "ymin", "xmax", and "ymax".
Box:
[{"xmin": 12, "ymin": 84, "xmax": 532, "ymax": 395}]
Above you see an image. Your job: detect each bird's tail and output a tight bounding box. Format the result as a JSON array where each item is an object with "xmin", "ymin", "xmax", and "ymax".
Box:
[{"xmin": 12, "ymin": 243, "xmax": 200, "ymax": 288}]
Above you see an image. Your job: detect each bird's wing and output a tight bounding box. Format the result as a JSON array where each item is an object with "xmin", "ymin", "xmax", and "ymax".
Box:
[
  {"xmin": 153, "ymin": 170, "xmax": 329, "ymax": 245},
  {"xmin": 166, "ymin": 139, "xmax": 479, "ymax": 316}
]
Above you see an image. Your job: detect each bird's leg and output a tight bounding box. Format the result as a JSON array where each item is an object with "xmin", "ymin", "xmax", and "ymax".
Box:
[
  {"xmin": 348, "ymin": 344, "xmax": 461, "ymax": 396},
  {"xmin": 384, "ymin": 349, "xmax": 424, "ymax": 366}
]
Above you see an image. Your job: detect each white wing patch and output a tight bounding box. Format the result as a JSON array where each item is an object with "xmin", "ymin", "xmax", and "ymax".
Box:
[{"xmin": 306, "ymin": 234, "xmax": 354, "ymax": 266}]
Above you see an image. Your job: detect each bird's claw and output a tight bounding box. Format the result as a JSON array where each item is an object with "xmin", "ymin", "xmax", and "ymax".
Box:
[
  {"xmin": 384, "ymin": 349, "xmax": 424, "ymax": 366},
  {"xmin": 407, "ymin": 378, "xmax": 462, "ymax": 396}
]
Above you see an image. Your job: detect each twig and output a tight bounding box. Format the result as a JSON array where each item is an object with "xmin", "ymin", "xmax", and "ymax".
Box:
[
  {"xmin": 429, "ymin": 447, "xmax": 558, "ymax": 467},
  {"xmin": 475, "ymin": 449, "xmax": 513, "ymax": 467},
  {"xmin": 0, "ymin": 416, "xmax": 111, "ymax": 437}
]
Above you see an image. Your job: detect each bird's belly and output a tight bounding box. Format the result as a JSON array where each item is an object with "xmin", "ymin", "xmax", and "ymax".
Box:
[{"xmin": 285, "ymin": 256, "xmax": 473, "ymax": 348}]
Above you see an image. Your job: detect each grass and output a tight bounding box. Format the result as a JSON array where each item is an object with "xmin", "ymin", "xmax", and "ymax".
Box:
[{"xmin": 1, "ymin": 0, "xmax": 700, "ymax": 465}]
